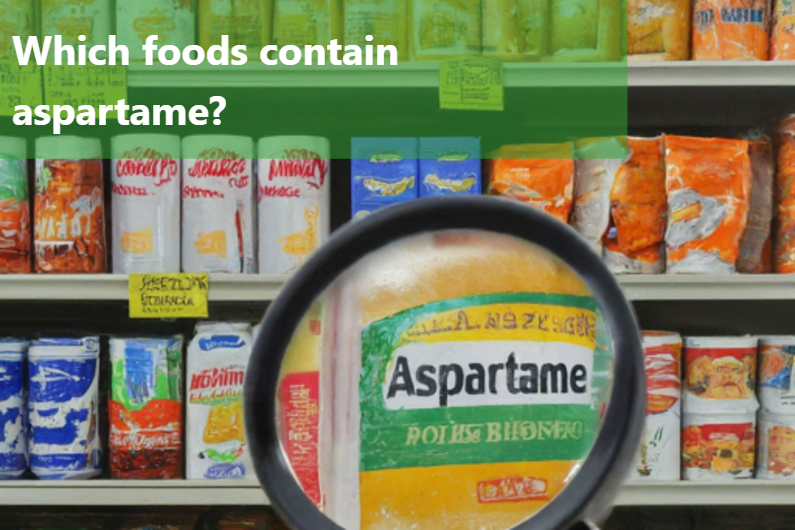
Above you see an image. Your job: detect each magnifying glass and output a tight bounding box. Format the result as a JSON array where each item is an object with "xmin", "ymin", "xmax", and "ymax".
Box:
[{"xmin": 245, "ymin": 196, "xmax": 645, "ymax": 530}]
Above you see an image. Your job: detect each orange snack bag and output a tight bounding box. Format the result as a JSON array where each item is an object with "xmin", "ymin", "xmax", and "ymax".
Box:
[
  {"xmin": 775, "ymin": 116, "xmax": 795, "ymax": 273},
  {"xmin": 738, "ymin": 136, "xmax": 774, "ymax": 273},
  {"xmin": 692, "ymin": 0, "xmax": 770, "ymax": 60},
  {"xmin": 664, "ymin": 135, "xmax": 752, "ymax": 274},
  {"xmin": 772, "ymin": 0, "xmax": 795, "ymax": 58},
  {"xmin": 604, "ymin": 137, "xmax": 667, "ymax": 274},
  {"xmin": 0, "ymin": 137, "xmax": 31, "ymax": 273},
  {"xmin": 34, "ymin": 137, "xmax": 106, "ymax": 273},
  {"xmin": 487, "ymin": 143, "xmax": 574, "ymax": 223},
  {"xmin": 628, "ymin": 0, "xmax": 692, "ymax": 60}
]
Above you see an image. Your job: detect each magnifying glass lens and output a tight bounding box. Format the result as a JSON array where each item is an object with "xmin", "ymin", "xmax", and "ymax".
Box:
[{"xmin": 273, "ymin": 229, "xmax": 615, "ymax": 530}]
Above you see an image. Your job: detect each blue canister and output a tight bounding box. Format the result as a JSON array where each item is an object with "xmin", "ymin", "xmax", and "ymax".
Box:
[
  {"xmin": 28, "ymin": 337, "xmax": 101, "ymax": 479},
  {"xmin": 419, "ymin": 137, "xmax": 482, "ymax": 197},
  {"xmin": 0, "ymin": 340, "xmax": 28, "ymax": 479},
  {"xmin": 351, "ymin": 137, "xmax": 419, "ymax": 220}
]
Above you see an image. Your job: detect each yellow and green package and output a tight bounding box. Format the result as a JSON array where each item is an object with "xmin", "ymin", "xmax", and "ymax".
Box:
[
  {"xmin": 199, "ymin": 0, "xmax": 271, "ymax": 58},
  {"xmin": 319, "ymin": 231, "xmax": 610, "ymax": 530},
  {"xmin": 344, "ymin": 0, "xmax": 407, "ymax": 57},
  {"xmin": 272, "ymin": 0, "xmax": 343, "ymax": 48},
  {"xmin": 409, "ymin": 0, "xmax": 481, "ymax": 60},
  {"xmin": 482, "ymin": 0, "xmax": 549, "ymax": 61},
  {"xmin": 545, "ymin": 0, "xmax": 621, "ymax": 61}
]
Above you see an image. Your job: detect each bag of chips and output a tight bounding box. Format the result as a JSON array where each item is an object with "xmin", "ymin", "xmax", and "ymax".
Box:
[
  {"xmin": 738, "ymin": 136, "xmax": 774, "ymax": 273},
  {"xmin": 628, "ymin": 0, "xmax": 691, "ymax": 60},
  {"xmin": 775, "ymin": 116, "xmax": 795, "ymax": 273},
  {"xmin": 692, "ymin": 0, "xmax": 770, "ymax": 60},
  {"xmin": 772, "ymin": 0, "xmax": 795, "ymax": 59}
]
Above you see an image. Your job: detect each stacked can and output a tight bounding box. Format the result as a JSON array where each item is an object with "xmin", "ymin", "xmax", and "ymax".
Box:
[
  {"xmin": 756, "ymin": 336, "xmax": 795, "ymax": 478},
  {"xmin": 0, "ymin": 340, "xmax": 28, "ymax": 479},
  {"xmin": 681, "ymin": 336, "xmax": 759, "ymax": 481},
  {"xmin": 630, "ymin": 331, "xmax": 682, "ymax": 481}
]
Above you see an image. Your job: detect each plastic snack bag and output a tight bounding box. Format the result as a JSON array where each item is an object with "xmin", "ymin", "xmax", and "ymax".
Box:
[
  {"xmin": 409, "ymin": 0, "xmax": 481, "ymax": 60},
  {"xmin": 664, "ymin": 135, "xmax": 752, "ymax": 274},
  {"xmin": 199, "ymin": 0, "xmax": 270, "ymax": 57},
  {"xmin": 604, "ymin": 137, "xmax": 667, "ymax": 274},
  {"xmin": 0, "ymin": 0, "xmax": 34, "ymax": 59},
  {"xmin": 351, "ymin": 137, "xmax": 418, "ymax": 219},
  {"xmin": 627, "ymin": 0, "xmax": 691, "ymax": 60},
  {"xmin": 344, "ymin": 0, "xmax": 407, "ymax": 56},
  {"xmin": 117, "ymin": 0, "xmax": 196, "ymax": 62},
  {"xmin": 775, "ymin": 116, "xmax": 795, "ymax": 273},
  {"xmin": 0, "ymin": 137, "xmax": 30, "ymax": 273},
  {"xmin": 272, "ymin": 0, "xmax": 342, "ymax": 48},
  {"xmin": 738, "ymin": 136, "xmax": 774, "ymax": 273},
  {"xmin": 772, "ymin": 0, "xmax": 795, "ymax": 59},
  {"xmin": 488, "ymin": 143, "xmax": 575, "ymax": 224},
  {"xmin": 418, "ymin": 137, "xmax": 482, "ymax": 198},
  {"xmin": 545, "ymin": 0, "xmax": 621, "ymax": 61},
  {"xmin": 692, "ymin": 0, "xmax": 770, "ymax": 60},
  {"xmin": 41, "ymin": 0, "xmax": 112, "ymax": 48}
]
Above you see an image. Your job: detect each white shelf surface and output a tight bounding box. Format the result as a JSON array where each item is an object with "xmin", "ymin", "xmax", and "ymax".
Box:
[
  {"xmin": 126, "ymin": 61, "xmax": 795, "ymax": 88},
  {"xmin": 616, "ymin": 481, "xmax": 795, "ymax": 506}
]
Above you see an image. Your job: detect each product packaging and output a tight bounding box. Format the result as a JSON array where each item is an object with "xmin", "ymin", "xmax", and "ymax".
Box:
[
  {"xmin": 418, "ymin": 137, "xmax": 481, "ymax": 198},
  {"xmin": 344, "ymin": 0, "xmax": 406, "ymax": 56},
  {"xmin": 692, "ymin": 0, "xmax": 770, "ymax": 60},
  {"xmin": 758, "ymin": 336, "xmax": 795, "ymax": 414},
  {"xmin": 604, "ymin": 137, "xmax": 667, "ymax": 274},
  {"xmin": 41, "ymin": 0, "xmax": 112, "ymax": 48},
  {"xmin": 488, "ymin": 142, "xmax": 575, "ymax": 224},
  {"xmin": 186, "ymin": 322, "xmax": 254, "ymax": 479},
  {"xmin": 112, "ymin": 134, "xmax": 181, "ymax": 273},
  {"xmin": 271, "ymin": 0, "xmax": 342, "ymax": 48},
  {"xmin": 757, "ymin": 412, "xmax": 795, "ymax": 478},
  {"xmin": 738, "ymin": 136, "xmax": 774, "ymax": 273},
  {"xmin": 257, "ymin": 136, "xmax": 331, "ymax": 275},
  {"xmin": 0, "ymin": 340, "xmax": 28, "ymax": 479},
  {"xmin": 199, "ymin": 0, "xmax": 270, "ymax": 57},
  {"xmin": 409, "ymin": 0, "xmax": 481, "ymax": 60},
  {"xmin": 35, "ymin": 136, "xmax": 106, "ymax": 273},
  {"xmin": 775, "ymin": 116, "xmax": 795, "ymax": 273},
  {"xmin": 27, "ymin": 337, "xmax": 102, "ymax": 480},
  {"xmin": 182, "ymin": 135, "xmax": 256, "ymax": 274},
  {"xmin": 631, "ymin": 331, "xmax": 682, "ymax": 481},
  {"xmin": 0, "ymin": 137, "xmax": 30, "ymax": 273},
  {"xmin": 117, "ymin": 0, "xmax": 196, "ymax": 61},
  {"xmin": 546, "ymin": 0, "xmax": 621, "ymax": 61},
  {"xmin": 351, "ymin": 137, "xmax": 418, "ymax": 219},
  {"xmin": 682, "ymin": 412, "xmax": 756, "ymax": 480},
  {"xmin": 109, "ymin": 337, "xmax": 184, "ymax": 479},
  {"xmin": 772, "ymin": 0, "xmax": 795, "ymax": 59},
  {"xmin": 664, "ymin": 135, "xmax": 752, "ymax": 274},
  {"xmin": 627, "ymin": 0, "xmax": 691, "ymax": 60},
  {"xmin": 0, "ymin": 0, "xmax": 35, "ymax": 59},
  {"xmin": 570, "ymin": 137, "xmax": 627, "ymax": 253}
]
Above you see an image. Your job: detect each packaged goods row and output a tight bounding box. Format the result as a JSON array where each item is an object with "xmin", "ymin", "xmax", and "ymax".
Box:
[
  {"xmin": 633, "ymin": 332, "xmax": 795, "ymax": 481},
  {"xmin": 0, "ymin": 322, "xmax": 257, "ymax": 481}
]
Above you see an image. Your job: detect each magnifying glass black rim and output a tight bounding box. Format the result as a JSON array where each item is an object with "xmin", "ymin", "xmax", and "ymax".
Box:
[{"xmin": 245, "ymin": 195, "xmax": 645, "ymax": 530}]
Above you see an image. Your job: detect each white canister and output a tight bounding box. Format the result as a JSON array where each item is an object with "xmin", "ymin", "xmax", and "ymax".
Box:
[
  {"xmin": 630, "ymin": 331, "xmax": 682, "ymax": 481},
  {"xmin": 682, "ymin": 412, "xmax": 756, "ymax": 481},
  {"xmin": 683, "ymin": 336, "xmax": 759, "ymax": 414},
  {"xmin": 757, "ymin": 411, "xmax": 795, "ymax": 479},
  {"xmin": 182, "ymin": 136, "xmax": 256, "ymax": 274},
  {"xmin": 758, "ymin": 336, "xmax": 795, "ymax": 414},
  {"xmin": 41, "ymin": 0, "xmax": 112, "ymax": 48},
  {"xmin": 257, "ymin": 136, "xmax": 330, "ymax": 275},
  {"xmin": 116, "ymin": 0, "xmax": 196, "ymax": 62},
  {"xmin": 111, "ymin": 134, "xmax": 181, "ymax": 273},
  {"xmin": 0, "ymin": 339, "xmax": 28, "ymax": 479}
]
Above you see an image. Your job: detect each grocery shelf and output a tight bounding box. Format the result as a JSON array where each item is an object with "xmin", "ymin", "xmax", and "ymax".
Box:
[
  {"xmin": 616, "ymin": 481, "xmax": 795, "ymax": 506},
  {"xmin": 127, "ymin": 61, "xmax": 795, "ymax": 88},
  {"xmin": 0, "ymin": 274, "xmax": 287, "ymax": 302},
  {"xmin": 619, "ymin": 274, "xmax": 795, "ymax": 301}
]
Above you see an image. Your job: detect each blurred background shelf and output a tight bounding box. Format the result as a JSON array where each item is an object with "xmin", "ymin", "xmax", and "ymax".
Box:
[{"xmin": 615, "ymin": 482, "xmax": 795, "ymax": 506}]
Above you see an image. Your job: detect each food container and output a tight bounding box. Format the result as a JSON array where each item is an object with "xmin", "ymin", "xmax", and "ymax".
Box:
[
  {"xmin": 0, "ymin": 340, "xmax": 28, "ymax": 479},
  {"xmin": 41, "ymin": 0, "xmax": 112, "ymax": 48},
  {"xmin": 351, "ymin": 137, "xmax": 418, "ymax": 220},
  {"xmin": 186, "ymin": 322, "xmax": 254, "ymax": 479},
  {"xmin": 109, "ymin": 337, "xmax": 184, "ymax": 479},
  {"xmin": 631, "ymin": 331, "xmax": 682, "ymax": 481},
  {"xmin": 692, "ymin": 0, "xmax": 769, "ymax": 60},
  {"xmin": 758, "ymin": 336, "xmax": 795, "ymax": 413},
  {"xmin": 409, "ymin": 0, "xmax": 481, "ymax": 60},
  {"xmin": 418, "ymin": 137, "xmax": 481, "ymax": 198},
  {"xmin": 35, "ymin": 136, "xmax": 107, "ymax": 273},
  {"xmin": 117, "ymin": 0, "xmax": 196, "ymax": 62},
  {"xmin": 682, "ymin": 412, "xmax": 756, "ymax": 480},
  {"xmin": 683, "ymin": 336, "xmax": 759, "ymax": 414},
  {"xmin": 0, "ymin": 137, "xmax": 30, "ymax": 273},
  {"xmin": 112, "ymin": 134, "xmax": 181, "ymax": 273},
  {"xmin": 257, "ymin": 136, "xmax": 331, "ymax": 275},
  {"xmin": 757, "ymin": 411, "xmax": 795, "ymax": 479},
  {"xmin": 737, "ymin": 136, "xmax": 774, "ymax": 273},
  {"xmin": 772, "ymin": 0, "xmax": 795, "ymax": 59},
  {"xmin": 181, "ymin": 135, "xmax": 256, "ymax": 274},
  {"xmin": 775, "ymin": 116, "xmax": 795, "ymax": 273},
  {"xmin": 344, "ymin": 0, "xmax": 406, "ymax": 56},
  {"xmin": 627, "ymin": 0, "xmax": 691, "ymax": 60},
  {"xmin": 27, "ymin": 337, "xmax": 101, "ymax": 480},
  {"xmin": 546, "ymin": 0, "xmax": 621, "ymax": 61}
]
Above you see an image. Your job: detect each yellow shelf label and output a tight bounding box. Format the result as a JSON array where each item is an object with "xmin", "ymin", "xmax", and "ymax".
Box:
[
  {"xmin": 129, "ymin": 273, "xmax": 209, "ymax": 319},
  {"xmin": 0, "ymin": 60, "xmax": 43, "ymax": 117},
  {"xmin": 44, "ymin": 64, "xmax": 127, "ymax": 117},
  {"xmin": 440, "ymin": 57, "xmax": 504, "ymax": 112}
]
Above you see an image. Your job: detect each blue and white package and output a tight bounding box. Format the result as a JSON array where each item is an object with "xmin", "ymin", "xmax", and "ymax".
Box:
[
  {"xmin": 28, "ymin": 337, "xmax": 101, "ymax": 480},
  {"xmin": 0, "ymin": 340, "xmax": 28, "ymax": 479},
  {"xmin": 419, "ymin": 137, "xmax": 482, "ymax": 197},
  {"xmin": 351, "ymin": 138, "xmax": 418, "ymax": 220}
]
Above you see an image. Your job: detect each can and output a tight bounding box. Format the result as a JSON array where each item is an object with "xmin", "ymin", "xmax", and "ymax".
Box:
[
  {"xmin": 257, "ymin": 136, "xmax": 331, "ymax": 275},
  {"xmin": 683, "ymin": 336, "xmax": 759, "ymax": 414},
  {"xmin": 0, "ymin": 340, "xmax": 28, "ymax": 479},
  {"xmin": 757, "ymin": 411, "xmax": 795, "ymax": 479},
  {"xmin": 682, "ymin": 412, "xmax": 756, "ymax": 480},
  {"xmin": 111, "ymin": 134, "xmax": 181, "ymax": 273},
  {"xmin": 631, "ymin": 331, "xmax": 682, "ymax": 481},
  {"xmin": 28, "ymin": 337, "xmax": 101, "ymax": 480}
]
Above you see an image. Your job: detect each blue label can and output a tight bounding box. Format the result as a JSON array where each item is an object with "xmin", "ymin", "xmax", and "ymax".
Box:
[
  {"xmin": 28, "ymin": 337, "xmax": 101, "ymax": 480},
  {"xmin": 0, "ymin": 340, "xmax": 28, "ymax": 479}
]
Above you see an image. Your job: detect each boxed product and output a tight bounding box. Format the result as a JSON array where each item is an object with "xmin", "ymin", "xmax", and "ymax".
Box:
[
  {"xmin": 418, "ymin": 137, "xmax": 481, "ymax": 198},
  {"xmin": 351, "ymin": 137, "xmax": 418, "ymax": 219}
]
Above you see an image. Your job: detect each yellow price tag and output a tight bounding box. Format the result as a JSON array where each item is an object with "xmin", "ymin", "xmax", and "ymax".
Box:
[
  {"xmin": 439, "ymin": 57, "xmax": 504, "ymax": 112},
  {"xmin": 44, "ymin": 64, "xmax": 127, "ymax": 118},
  {"xmin": 0, "ymin": 60, "xmax": 43, "ymax": 117},
  {"xmin": 129, "ymin": 273, "xmax": 209, "ymax": 319}
]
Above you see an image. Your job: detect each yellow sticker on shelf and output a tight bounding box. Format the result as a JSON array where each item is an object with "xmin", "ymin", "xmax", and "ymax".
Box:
[
  {"xmin": 44, "ymin": 64, "xmax": 127, "ymax": 118},
  {"xmin": 439, "ymin": 57, "xmax": 504, "ymax": 111},
  {"xmin": 0, "ymin": 60, "xmax": 43, "ymax": 116},
  {"xmin": 129, "ymin": 273, "xmax": 210, "ymax": 319}
]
